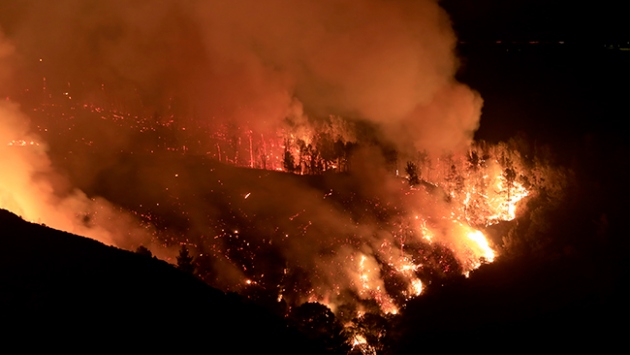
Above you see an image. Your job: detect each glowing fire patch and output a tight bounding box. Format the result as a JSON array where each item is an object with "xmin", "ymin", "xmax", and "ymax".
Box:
[
  {"xmin": 466, "ymin": 229, "xmax": 495, "ymax": 262},
  {"xmin": 410, "ymin": 279, "xmax": 423, "ymax": 296}
]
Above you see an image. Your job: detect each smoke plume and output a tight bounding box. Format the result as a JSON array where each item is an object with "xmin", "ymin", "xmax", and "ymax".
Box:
[
  {"xmin": 0, "ymin": 1, "xmax": 502, "ymax": 313},
  {"xmin": 0, "ymin": 0, "xmax": 481, "ymax": 153},
  {"xmin": 0, "ymin": 28, "xmax": 167, "ymax": 256}
]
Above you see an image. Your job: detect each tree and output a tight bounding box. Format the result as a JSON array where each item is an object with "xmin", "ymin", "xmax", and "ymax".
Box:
[
  {"xmin": 135, "ymin": 245, "xmax": 153, "ymax": 258},
  {"xmin": 333, "ymin": 139, "xmax": 346, "ymax": 171},
  {"xmin": 405, "ymin": 162, "xmax": 420, "ymax": 186},
  {"xmin": 354, "ymin": 312, "xmax": 389, "ymax": 353},
  {"xmin": 288, "ymin": 302, "xmax": 350, "ymax": 354},
  {"xmin": 317, "ymin": 132, "xmax": 336, "ymax": 171},
  {"xmin": 177, "ymin": 245, "xmax": 195, "ymax": 274},
  {"xmin": 283, "ymin": 150, "xmax": 296, "ymax": 173},
  {"xmin": 446, "ymin": 164, "xmax": 465, "ymax": 196},
  {"xmin": 500, "ymin": 152, "xmax": 518, "ymax": 214},
  {"xmin": 467, "ymin": 150, "xmax": 481, "ymax": 172}
]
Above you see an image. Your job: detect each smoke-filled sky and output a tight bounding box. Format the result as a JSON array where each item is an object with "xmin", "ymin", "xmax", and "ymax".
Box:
[{"xmin": 0, "ymin": 0, "xmax": 481, "ymax": 154}]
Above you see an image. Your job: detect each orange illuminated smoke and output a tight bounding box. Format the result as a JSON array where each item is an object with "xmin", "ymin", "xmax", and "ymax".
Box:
[{"xmin": 1, "ymin": 91, "xmax": 538, "ymax": 318}]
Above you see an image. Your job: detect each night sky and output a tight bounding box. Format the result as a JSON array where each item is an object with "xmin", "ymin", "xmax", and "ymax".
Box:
[{"xmin": 443, "ymin": 0, "xmax": 630, "ymax": 41}]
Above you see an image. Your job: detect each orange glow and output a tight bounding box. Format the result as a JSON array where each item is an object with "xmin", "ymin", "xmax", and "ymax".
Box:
[
  {"xmin": 353, "ymin": 334, "xmax": 367, "ymax": 347},
  {"xmin": 466, "ymin": 229, "xmax": 495, "ymax": 262},
  {"xmin": 410, "ymin": 279, "xmax": 423, "ymax": 296}
]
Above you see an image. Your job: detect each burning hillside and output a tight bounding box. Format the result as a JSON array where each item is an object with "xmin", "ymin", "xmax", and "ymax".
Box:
[
  {"xmin": 1, "ymin": 87, "xmax": 543, "ymax": 312},
  {"xmin": 1, "ymin": 96, "xmax": 558, "ymax": 353},
  {"xmin": 0, "ymin": 1, "xmax": 566, "ymax": 353}
]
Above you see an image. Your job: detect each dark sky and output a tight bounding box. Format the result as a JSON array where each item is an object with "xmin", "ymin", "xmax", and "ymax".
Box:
[{"xmin": 442, "ymin": 0, "xmax": 630, "ymax": 41}]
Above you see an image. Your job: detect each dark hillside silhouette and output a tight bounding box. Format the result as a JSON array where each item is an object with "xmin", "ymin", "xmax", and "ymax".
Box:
[{"xmin": 0, "ymin": 209, "xmax": 325, "ymax": 353}]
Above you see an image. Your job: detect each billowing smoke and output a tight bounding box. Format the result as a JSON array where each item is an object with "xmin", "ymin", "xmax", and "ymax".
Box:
[
  {"xmin": 0, "ymin": 29, "xmax": 171, "ymax": 258},
  {"xmin": 0, "ymin": 96, "xmax": 162, "ymax": 252},
  {"xmin": 0, "ymin": 1, "xmax": 508, "ymax": 314},
  {"xmin": 0, "ymin": 0, "xmax": 480, "ymax": 153}
]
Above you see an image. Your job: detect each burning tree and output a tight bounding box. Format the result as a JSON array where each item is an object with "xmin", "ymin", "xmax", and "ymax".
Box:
[{"xmin": 283, "ymin": 141, "xmax": 297, "ymax": 173}]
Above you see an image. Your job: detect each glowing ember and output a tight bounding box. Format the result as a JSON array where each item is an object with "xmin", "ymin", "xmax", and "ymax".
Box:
[{"xmin": 7, "ymin": 139, "xmax": 39, "ymax": 146}]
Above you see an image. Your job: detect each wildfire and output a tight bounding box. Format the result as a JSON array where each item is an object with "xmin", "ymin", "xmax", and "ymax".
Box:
[
  {"xmin": 351, "ymin": 334, "xmax": 377, "ymax": 355},
  {"xmin": 409, "ymin": 279, "xmax": 423, "ymax": 296},
  {"xmin": 355, "ymin": 253, "xmax": 400, "ymax": 314},
  {"xmin": 487, "ymin": 177, "xmax": 530, "ymax": 223},
  {"xmin": 7, "ymin": 139, "xmax": 39, "ymax": 146},
  {"xmin": 0, "ymin": 2, "xmax": 564, "ymax": 352},
  {"xmin": 353, "ymin": 334, "xmax": 368, "ymax": 347},
  {"xmin": 1, "ymin": 89, "xmax": 535, "ymax": 318},
  {"xmin": 466, "ymin": 229, "xmax": 495, "ymax": 262},
  {"xmin": 0, "ymin": 58, "xmax": 542, "ymax": 349}
]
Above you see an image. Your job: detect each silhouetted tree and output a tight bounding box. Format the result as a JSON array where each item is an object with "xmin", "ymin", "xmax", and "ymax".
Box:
[
  {"xmin": 288, "ymin": 302, "xmax": 350, "ymax": 354},
  {"xmin": 317, "ymin": 132, "xmax": 336, "ymax": 171},
  {"xmin": 177, "ymin": 245, "xmax": 195, "ymax": 274},
  {"xmin": 306, "ymin": 144, "xmax": 322, "ymax": 174},
  {"xmin": 355, "ymin": 313, "xmax": 389, "ymax": 353},
  {"xmin": 500, "ymin": 152, "xmax": 518, "ymax": 214},
  {"xmin": 297, "ymin": 139, "xmax": 308, "ymax": 174},
  {"xmin": 283, "ymin": 150, "xmax": 297, "ymax": 173},
  {"xmin": 405, "ymin": 162, "xmax": 420, "ymax": 186},
  {"xmin": 135, "ymin": 245, "xmax": 153, "ymax": 258},
  {"xmin": 334, "ymin": 139, "xmax": 346, "ymax": 171}
]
